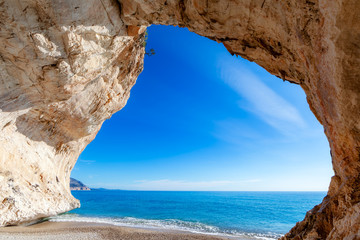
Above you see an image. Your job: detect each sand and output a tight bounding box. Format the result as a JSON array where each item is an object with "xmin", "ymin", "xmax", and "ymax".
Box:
[{"xmin": 0, "ymin": 221, "xmax": 249, "ymax": 240}]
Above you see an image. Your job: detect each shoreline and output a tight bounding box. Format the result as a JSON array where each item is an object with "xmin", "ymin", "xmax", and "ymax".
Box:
[{"xmin": 0, "ymin": 221, "xmax": 260, "ymax": 240}]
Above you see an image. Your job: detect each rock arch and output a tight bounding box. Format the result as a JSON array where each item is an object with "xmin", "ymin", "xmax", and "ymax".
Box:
[{"xmin": 0, "ymin": 0, "xmax": 359, "ymax": 239}]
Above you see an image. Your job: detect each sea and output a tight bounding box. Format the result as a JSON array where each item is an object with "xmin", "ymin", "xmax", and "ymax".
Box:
[{"xmin": 49, "ymin": 190, "xmax": 326, "ymax": 240}]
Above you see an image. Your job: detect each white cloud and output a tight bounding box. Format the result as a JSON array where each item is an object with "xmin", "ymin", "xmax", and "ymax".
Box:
[
  {"xmin": 219, "ymin": 61, "xmax": 306, "ymax": 135},
  {"xmin": 213, "ymin": 119, "xmax": 264, "ymax": 145},
  {"xmin": 130, "ymin": 179, "xmax": 262, "ymax": 191}
]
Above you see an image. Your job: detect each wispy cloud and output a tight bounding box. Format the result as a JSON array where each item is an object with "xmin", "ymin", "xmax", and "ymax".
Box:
[
  {"xmin": 219, "ymin": 60, "xmax": 306, "ymax": 135},
  {"xmin": 213, "ymin": 119, "xmax": 264, "ymax": 145},
  {"xmin": 130, "ymin": 179, "xmax": 262, "ymax": 191}
]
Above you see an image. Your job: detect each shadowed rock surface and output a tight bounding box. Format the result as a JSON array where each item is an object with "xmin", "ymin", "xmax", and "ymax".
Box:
[{"xmin": 0, "ymin": 0, "xmax": 359, "ymax": 239}]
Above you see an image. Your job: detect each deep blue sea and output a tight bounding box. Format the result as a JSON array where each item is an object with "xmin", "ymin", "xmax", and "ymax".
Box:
[{"xmin": 50, "ymin": 191, "xmax": 326, "ymax": 239}]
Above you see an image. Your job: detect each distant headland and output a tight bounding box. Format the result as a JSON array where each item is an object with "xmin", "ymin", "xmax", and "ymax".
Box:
[{"xmin": 70, "ymin": 178, "xmax": 90, "ymax": 191}]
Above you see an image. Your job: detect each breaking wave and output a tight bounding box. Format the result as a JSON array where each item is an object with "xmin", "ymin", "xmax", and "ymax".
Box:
[{"xmin": 50, "ymin": 214, "xmax": 282, "ymax": 240}]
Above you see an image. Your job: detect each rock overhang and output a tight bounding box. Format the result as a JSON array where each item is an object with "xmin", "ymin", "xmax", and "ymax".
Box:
[{"xmin": 0, "ymin": 0, "xmax": 359, "ymax": 239}]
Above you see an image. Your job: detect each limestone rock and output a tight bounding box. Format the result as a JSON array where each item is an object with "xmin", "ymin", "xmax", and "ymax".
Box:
[
  {"xmin": 0, "ymin": 0, "xmax": 360, "ymax": 239},
  {"xmin": 0, "ymin": 0, "xmax": 145, "ymax": 226}
]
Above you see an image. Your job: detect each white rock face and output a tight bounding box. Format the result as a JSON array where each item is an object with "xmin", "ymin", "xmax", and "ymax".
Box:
[
  {"xmin": 0, "ymin": 0, "xmax": 145, "ymax": 225},
  {"xmin": 1, "ymin": 0, "xmax": 360, "ymax": 239}
]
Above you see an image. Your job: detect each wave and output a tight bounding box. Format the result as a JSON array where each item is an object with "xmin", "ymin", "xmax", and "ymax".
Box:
[{"xmin": 49, "ymin": 214, "xmax": 282, "ymax": 240}]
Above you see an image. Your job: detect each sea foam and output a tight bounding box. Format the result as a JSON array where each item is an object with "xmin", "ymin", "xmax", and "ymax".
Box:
[{"xmin": 49, "ymin": 214, "xmax": 281, "ymax": 240}]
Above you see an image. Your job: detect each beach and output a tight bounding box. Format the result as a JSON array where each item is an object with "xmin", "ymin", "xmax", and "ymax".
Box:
[
  {"xmin": 0, "ymin": 221, "xmax": 240, "ymax": 240},
  {"xmin": 0, "ymin": 191, "xmax": 325, "ymax": 239}
]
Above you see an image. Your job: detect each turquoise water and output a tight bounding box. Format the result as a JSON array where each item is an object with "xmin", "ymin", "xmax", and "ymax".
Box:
[{"xmin": 50, "ymin": 191, "xmax": 326, "ymax": 239}]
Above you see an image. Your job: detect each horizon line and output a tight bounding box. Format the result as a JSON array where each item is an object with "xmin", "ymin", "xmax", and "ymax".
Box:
[{"xmin": 81, "ymin": 188, "xmax": 328, "ymax": 192}]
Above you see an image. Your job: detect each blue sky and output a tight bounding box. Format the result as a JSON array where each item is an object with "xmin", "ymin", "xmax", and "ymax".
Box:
[{"xmin": 71, "ymin": 25, "xmax": 333, "ymax": 191}]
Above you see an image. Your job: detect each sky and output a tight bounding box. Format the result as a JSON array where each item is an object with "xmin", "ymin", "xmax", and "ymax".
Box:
[{"xmin": 71, "ymin": 25, "xmax": 333, "ymax": 191}]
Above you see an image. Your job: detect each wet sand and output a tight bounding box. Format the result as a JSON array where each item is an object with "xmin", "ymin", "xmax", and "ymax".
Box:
[{"xmin": 0, "ymin": 221, "xmax": 248, "ymax": 240}]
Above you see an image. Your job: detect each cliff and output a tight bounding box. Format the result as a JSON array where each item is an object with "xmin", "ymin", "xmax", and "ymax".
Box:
[
  {"xmin": 70, "ymin": 178, "xmax": 90, "ymax": 191},
  {"xmin": 0, "ymin": 0, "xmax": 359, "ymax": 239},
  {"xmin": 0, "ymin": 0, "xmax": 145, "ymax": 226}
]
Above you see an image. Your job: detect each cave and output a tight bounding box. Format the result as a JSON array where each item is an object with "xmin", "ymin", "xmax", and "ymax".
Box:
[{"xmin": 0, "ymin": 0, "xmax": 359, "ymax": 239}]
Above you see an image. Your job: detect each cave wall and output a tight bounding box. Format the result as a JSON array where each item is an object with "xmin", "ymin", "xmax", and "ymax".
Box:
[
  {"xmin": 1, "ymin": 0, "xmax": 360, "ymax": 239},
  {"xmin": 0, "ymin": 0, "xmax": 145, "ymax": 225}
]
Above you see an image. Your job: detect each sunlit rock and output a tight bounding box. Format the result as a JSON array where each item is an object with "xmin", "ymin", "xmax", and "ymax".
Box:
[
  {"xmin": 0, "ymin": 0, "xmax": 144, "ymax": 225},
  {"xmin": 0, "ymin": 0, "xmax": 359, "ymax": 239}
]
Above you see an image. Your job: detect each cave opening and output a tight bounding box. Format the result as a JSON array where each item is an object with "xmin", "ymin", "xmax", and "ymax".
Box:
[{"xmin": 69, "ymin": 25, "xmax": 333, "ymax": 236}]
